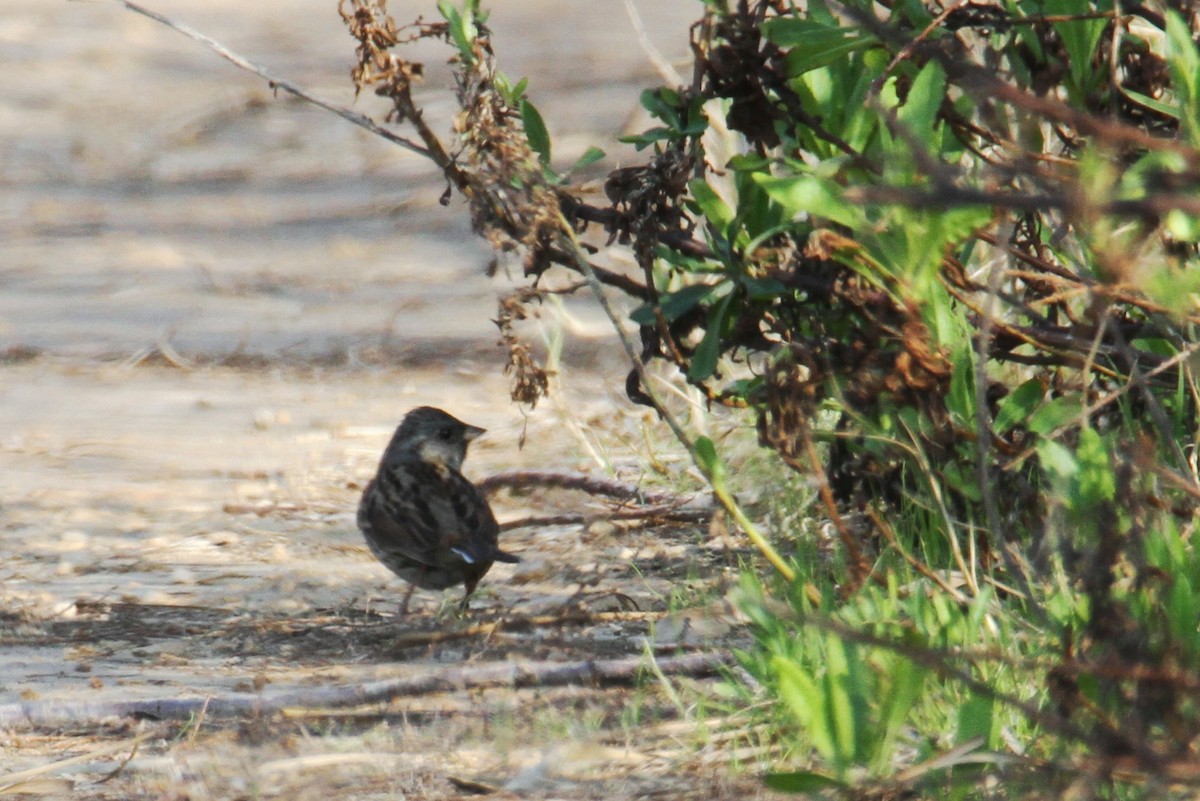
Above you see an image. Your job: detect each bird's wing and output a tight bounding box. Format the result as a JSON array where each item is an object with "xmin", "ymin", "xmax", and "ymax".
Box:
[{"xmin": 362, "ymin": 461, "xmax": 500, "ymax": 568}]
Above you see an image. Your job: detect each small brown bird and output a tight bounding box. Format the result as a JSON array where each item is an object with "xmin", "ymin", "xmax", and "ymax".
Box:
[{"xmin": 357, "ymin": 406, "xmax": 518, "ymax": 613}]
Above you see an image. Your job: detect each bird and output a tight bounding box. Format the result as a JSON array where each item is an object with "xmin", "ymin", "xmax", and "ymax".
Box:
[{"xmin": 357, "ymin": 406, "xmax": 519, "ymax": 614}]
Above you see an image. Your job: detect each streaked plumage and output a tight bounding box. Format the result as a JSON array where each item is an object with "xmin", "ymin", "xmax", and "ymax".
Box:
[{"xmin": 357, "ymin": 406, "xmax": 518, "ymax": 612}]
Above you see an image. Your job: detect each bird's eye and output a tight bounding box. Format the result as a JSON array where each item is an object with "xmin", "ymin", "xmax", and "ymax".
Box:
[{"xmin": 438, "ymin": 426, "xmax": 454, "ymax": 441}]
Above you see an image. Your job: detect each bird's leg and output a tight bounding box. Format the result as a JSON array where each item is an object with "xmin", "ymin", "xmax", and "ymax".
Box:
[
  {"xmin": 398, "ymin": 583, "xmax": 417, "ymax": 616},
  {"xmin": 457, "ymin": 578, "xmax": 479, "ymax": 615},
  {"xmin": 399, "ymin": 568, "xmax": 425, "ymax": 616}
]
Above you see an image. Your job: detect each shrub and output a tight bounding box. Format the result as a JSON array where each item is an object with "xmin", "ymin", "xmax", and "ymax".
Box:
[{"xmin": 340, "ymin": 0, "xmax": 1200, "ymax": 794}]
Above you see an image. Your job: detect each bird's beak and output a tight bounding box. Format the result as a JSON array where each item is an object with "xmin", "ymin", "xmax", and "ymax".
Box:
[{"xmin": 463, "ymin": 424, "xmax": 486, "ymax": 442}]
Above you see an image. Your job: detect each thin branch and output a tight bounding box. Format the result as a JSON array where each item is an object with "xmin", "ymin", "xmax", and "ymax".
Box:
[
  {"xmin": 971, "ymin": 227, "xmax": 1046, "ymax": 623},
  {"xmin": 111, "ymin": 0, "xmax": 430, "ymax": 158},
  {"xmin": 479, "ymin": 468, "xmax": 686, "ymax": 503},
  {"xmin": 555, "ymin": 219, "xmax": 798, "ymax": 583},
  {"xmin": 802, "ymin": 429, "xmax": 871, "ymax": 595},
  {"xmin": 871, "ymin": 0, "xmax": 969, "ymax": 97},
  {"xmin": 868, "ymin": 506, "xmax": 969, "ymax": 603},
  {"xmin": 500, "ymin": 505, "xmax": 713, "ymax": 531},
  {"xmin": 621, "ymin": 0, "xmax": 684, "ymax": 87},
  {"xmin": 480, "ymin": 469, "xmax": 715, "ymax": 528},
  {"xmin": 848, "ymin": 182, "xmax": 1200, "ymax": 217},
  {"xmin": 957, "ymin": 67, "xmax": 1198, "ymax": 161}
]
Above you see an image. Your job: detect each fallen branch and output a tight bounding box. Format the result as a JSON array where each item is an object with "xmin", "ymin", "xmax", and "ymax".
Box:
[
  {"xmin": 0, "ymin": 652, "xmax": 729, "ymax": 727},
  {"xmin": 479, "ymin": 469, "xmax": 688, "ymax": 503},
  {"xmin": 375, "ymin": 609, "xmax": 658, "ymax": 650},
  {"xmin": 481, "ymin": 469, "xmax": 715, "ymax": 528},
  {"xmin": 500, "ymin": 505, "xmax": 712, "ymax": 531}
]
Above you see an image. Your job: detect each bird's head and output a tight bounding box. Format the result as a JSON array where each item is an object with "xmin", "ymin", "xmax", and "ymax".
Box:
[{"xmin": 382, "ymin": 406, "xmax": 484, "ymax": 472}]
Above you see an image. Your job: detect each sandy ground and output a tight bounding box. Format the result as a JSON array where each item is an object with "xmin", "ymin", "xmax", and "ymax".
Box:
[{"xmin": 0, "ymin": 1, "xmax": 780, "ymax": 797}]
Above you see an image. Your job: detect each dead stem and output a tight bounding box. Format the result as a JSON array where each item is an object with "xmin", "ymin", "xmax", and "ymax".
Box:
[
  {"xmin": 0, "ymin": 653, "xmax": 729, "ymax": 727},
  {"xmin": 111, "ymin": 0, "xmax": 429, "ymax": 157}
]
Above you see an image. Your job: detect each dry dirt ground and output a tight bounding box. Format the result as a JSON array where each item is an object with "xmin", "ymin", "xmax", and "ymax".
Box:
[{"xmin": 0, "ymin": 1, "xmax": 782, "ymax": 798}]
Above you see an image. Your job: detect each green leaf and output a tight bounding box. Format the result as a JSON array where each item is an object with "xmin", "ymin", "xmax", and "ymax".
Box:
[
  {"xmin": 629, "ymin": 283, "xmax": 722, "ymax": 325},
  {"xmin": 763, "ymin": 17, "xmax": 858, "ymax": 47},
  {"xmin": 993, "ymin": 378, "xmax": 1045, "ymax": 434},
  {"xmin": 723, "ymin": 376, "xmax": 764, "ymax": 401},
  {"xmin": 773, "ymin": 656, "xmax": 837, "ymax": 762},
  {"xmin": 639, "ymin": 87, "xmax": 681, "ymax": 127},
  {"xmin": 567, "ymin": 146, "xmax": 606, "ymax": 174},
  {"xmin": 742, "ymin": 277, "xmax": 788, "ymax": 300},
  {"xmin": 823, "ymin": 634, "xmax": 862, "ymax": 766},
  {"xmin": 1073, "ymin": 427, "xmax": 1115, "ymax": 506},
  {"xmin": 1167, "ymin": 572, "xmax": 1200, "ymax": 658},
  {"xmin": 694, "ymin": 436, "xmax": 726, "ymax": 483},
  {"xmin": 1027, "ymin": 395, "xmax": 1083, "ymax": 435},
  {"xmin": 1166, "ymin": 210, "xmax": 1200, "ymax": 242},
  {"xmin": 618, "ymin": 128, "xmax": 676, "ymax": 150},
  {"xmin": 876, "ymin": 655, "xmax": 927, "ymax": 767},
  {"xmin": 653, "ymin": 244, "xmax": 720, "ymax": 272},
  {"xmin": 1165, "ymin": 11, "xmax": 1200, "ymax": 145},
  {"xmin": 755, "ymin": 174, "xmax": 861, "ymax": 229},
  {"xmin": 688, "ymin": 292, "xmax": 734, "ymax": 381},
  {"xmin": 897, "ymin": 60, "xmax": 946, "ymax": 137},
  {"xmin": 941, "ymin": 461, "xmax": 982, "ymax": 502},
  {"xmin": 1166, "ymin": 12, "xmax": 1200, "ymax": 98},
  {"xmin": 764, "ymin": 772, "xmax": 846, "ymax": 793},
  {"xmin": 520, "ymin": 99, "xmax": 551, "ymax": 165},
  {"xmin": 1045, "ymin": 0, "xmax": 1107, "ymax": 99},
  {"xmin": 690, "ymin": 179, "xmax": 735, "ymax": 238},
  {"xmin": 1122, "ymin": 88, "xmax": 1181, "ymax": 121},
  {"xmin": 944, "ymin": 327, "xmax": 976, "ymax": 424},
  {"xmin": 1037, "ymin": 439, "xmax": 1078, "ymax": 487},
  {"xmin": 957, "ymin": 693, "xmax": 995, "ymax": 746},
  {"xmin": 437, "ymin": 1, "xmax": 476, "ymax": 64},
  {"xmin": 764, "ymin": 18, "xmax": 877, "ymax": 77},
  {"xmin": 620, "ymin": 88, "xmax": 707, "ymax": 147}
]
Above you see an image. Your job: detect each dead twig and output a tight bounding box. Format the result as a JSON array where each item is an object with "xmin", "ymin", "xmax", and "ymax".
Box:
[
  {"xmin": 380, "ymin": 609, "xmax": 658, "ymax": 650},
  {"xmin": 620, "ymin": 0, "xmax": 684, "ymax": 87},
  {"xmin": 110, "ymin": 0, "xmax": 429, "ymax": 158},
  {"xmin": 478, "ymin": 468, "xmax": 716, "ymax": 528},
  {"xmin": 0, "ymin": 733, "xmax": 150, "ymax": 792},
  {"xmin": 870, "ymin": 0, "xmax": 969, "ymax": 97},
  {"xmin": 500, "ymin": 504, "xmax": 713, "ymax": 531},
  {"xmin": 0, "ymin": 652, "xmax": 729, "ymax": 727},
  {"xmin": 481, "ymin": 468, "xmax": 715, "ymax": 528},
  {"xmin": 479, "ymin": 468, "xmax": 684, "ymax": 503}
]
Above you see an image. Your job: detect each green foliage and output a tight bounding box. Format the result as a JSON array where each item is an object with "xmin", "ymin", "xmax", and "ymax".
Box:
[
  {"xmin": 733, "ymin": 570, "xmax": 1033, "ymax": 793},
  {"xmin": 390, "ymin": 0, "xmax": 1200, "ymax": 795},
  {"xmin": 593, "ymin": 0, "xmax": 1200, "ymax": 795},
  {"xmin": 620, "ymin": 88, "xmax": 708, "ymax": 149},
  {"xmin": 436, "ymin": 0, "xmax": 484, "ymax": 64},
  {"xmin": 519, "ymin": 99, "xmax": 551, "ymax": 165},
  {"xmin": 1164, "ymin": 11, "xmax": 1200, "ymax": 147}
]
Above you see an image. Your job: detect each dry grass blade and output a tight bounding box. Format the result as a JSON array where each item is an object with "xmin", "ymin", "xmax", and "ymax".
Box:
[
  {"xmin": 256, "ymin": 752, "xmax": 402, "ymax": 776},
  {"xmin": 0, "ymin": 733, "xmax": 149, "ymax": 795}
]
